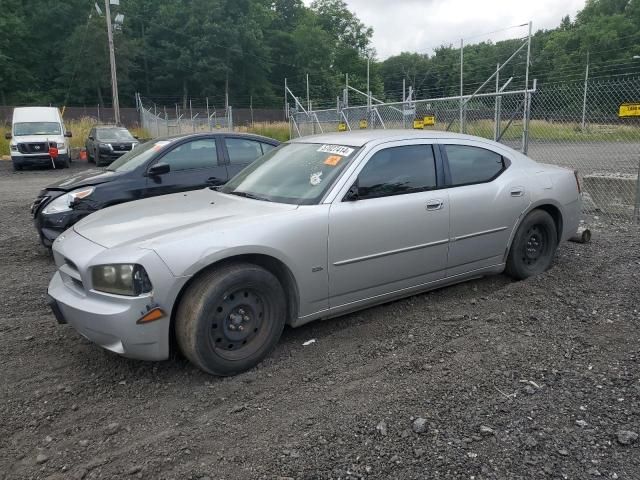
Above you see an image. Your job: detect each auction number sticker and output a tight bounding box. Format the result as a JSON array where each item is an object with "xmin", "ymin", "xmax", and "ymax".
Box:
[{"xmin": 317, "ymin": 144, "xmax": 354, "ymax": 156}]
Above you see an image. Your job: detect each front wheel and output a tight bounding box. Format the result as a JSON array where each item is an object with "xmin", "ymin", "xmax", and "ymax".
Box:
[
  {"xmin": 175, "ymin": 263, "xmax": 286, "ymax": 376},
  {"xmin": 506, "ymin": 209, "xmax": 558, "ymax": 280}
]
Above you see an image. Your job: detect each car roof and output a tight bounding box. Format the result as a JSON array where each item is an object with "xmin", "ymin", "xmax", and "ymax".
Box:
[
  {"xmin": 151, "ymin": 131, "xmax": 280, "ymax": 144},
  {"xmin": 12, "ymin": 107, "xmax": 61, "ymax": 123},
  {"xmin": 288, "ymin": 129, "xmax": 492, "ymax": 147}
]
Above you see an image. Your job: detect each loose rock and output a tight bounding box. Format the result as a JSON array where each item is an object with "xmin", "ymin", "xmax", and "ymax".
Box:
[{"xmin": 412, "ymin": 417, "xmax": 428, "ymax": 434}]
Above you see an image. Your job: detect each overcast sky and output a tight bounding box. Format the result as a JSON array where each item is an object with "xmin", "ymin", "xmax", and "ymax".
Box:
[{"xmin": 306, "ymin": 0, "xmax": 587, "ymax": 59}]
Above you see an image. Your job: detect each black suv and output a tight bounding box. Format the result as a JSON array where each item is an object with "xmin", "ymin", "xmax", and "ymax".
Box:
[
  {"xmin": 86, "ymin": 125, "xmax": 139, "ymax": 167},
  {"xmin": 32, "ymin": 132, "xmax": 279, "ymax": 247}
]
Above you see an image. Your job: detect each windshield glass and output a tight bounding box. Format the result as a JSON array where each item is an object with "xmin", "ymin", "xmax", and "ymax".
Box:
[
  {"xmin": 14, "ymin": 122, "xmax": 61, "ymax": 136},
  {"xmin": 220, "ymin": 142, "xmax": 360, "ymax": 205},
  {"xmin": 97, "ymin": 128, "xmax": 135, "ymax": 142},
  {"xmin": 106, "ymin": 139, "xmax": 173, "ymax": 172}
]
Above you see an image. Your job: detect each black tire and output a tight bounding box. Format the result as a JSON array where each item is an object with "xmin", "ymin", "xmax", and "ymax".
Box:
[
  {"xmin": 175, "ymin": 263, "xmax": 287, "ymax": 376},
  {"xmin": 55, "ymin": 159, "xmax": 70, "ymax": 169},
  {"xmin": 506, "ymin": 209, "xmax": 558, "ymax": 280}
]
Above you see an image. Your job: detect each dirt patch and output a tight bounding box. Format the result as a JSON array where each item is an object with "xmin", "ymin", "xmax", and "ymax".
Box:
[{"xmin": 0, "ymin": 161, "xmax": 639, "ymax": 479}]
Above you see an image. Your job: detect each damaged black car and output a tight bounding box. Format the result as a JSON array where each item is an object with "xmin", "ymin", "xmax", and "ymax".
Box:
[{"xmin": 31, "ymin": 132, "xmax": 279, "ymax": 247}]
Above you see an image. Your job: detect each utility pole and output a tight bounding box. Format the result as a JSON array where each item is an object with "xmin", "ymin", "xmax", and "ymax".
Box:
[{"xmin": 104, "ymin": 0, "xmax": 120, "ymax": 124}]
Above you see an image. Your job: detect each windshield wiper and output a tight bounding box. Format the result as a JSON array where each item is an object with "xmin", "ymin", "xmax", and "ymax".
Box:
[{"xmin": 226, "ymin": 191, "xmax": 272, "ymax": 202}]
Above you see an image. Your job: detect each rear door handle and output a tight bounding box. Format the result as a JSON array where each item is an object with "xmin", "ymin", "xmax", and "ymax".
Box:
[
  {"xmin": 510, "ymin": 187, "xmax": 525, "ymax": 197},
  {"xmin": 426, "ymin": 199, "xmax": 444, "ymax": 211}
]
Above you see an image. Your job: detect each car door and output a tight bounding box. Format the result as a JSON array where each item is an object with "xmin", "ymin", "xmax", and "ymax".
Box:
[
  {"xmin": 441, "ymin": 141, "xmax": 529, "ymax": 276},
  {"xmin": 328, "ymin": 141, "xmax": 450, "ymax": 308},
  {"xmin": 224, "ymin": 137, "xmax": 275, "ymax": 178},
  {"xmin": 143, "ymin": 137, "xmax": 227, "ymax": 198}
]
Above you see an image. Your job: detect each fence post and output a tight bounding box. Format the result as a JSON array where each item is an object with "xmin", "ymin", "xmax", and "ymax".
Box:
[
  {"xmin": 634, "ymin": 156, "xmax": 640, "ymax": 224},
  {"xmin": 494, "ymin": 63, "xmax": 500, "ymax": 141},
  {"xmin": 581, "ymin": 52, "xmax": 590, "ymax": 132},
  {"xmin": 206, "ymin": 97, "xmax": 211, "ymax": 131},
  {"xmin": 521, "ymin": 21, "xmax": 532, "ymax": 154},
  {"xmin": 459, "ymin": 38, "xmax": 464, "ymax": 133},
  {"xmin": 154, "ymin": 104, "xmax": 159, "ymax": 138}
]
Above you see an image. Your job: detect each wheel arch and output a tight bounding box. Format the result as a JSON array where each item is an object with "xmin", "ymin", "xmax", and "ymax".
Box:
[
  {"xmin": 169, "ymin": 253, "xmax": 300, "ymax": 353},
  {"xmin": 505, "ymin": 200, "xmax": 564, "ymax": 260}
]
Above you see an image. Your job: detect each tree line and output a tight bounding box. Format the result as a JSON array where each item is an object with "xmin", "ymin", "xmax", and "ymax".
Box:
[{"xmin": 0, "ymin": 0, "xmax": 639, "ymax": 110}]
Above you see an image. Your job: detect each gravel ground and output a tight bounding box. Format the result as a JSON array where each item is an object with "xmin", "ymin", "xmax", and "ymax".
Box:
[{"xmin": 1, "ymin": 160, "xmax": 639, "ymax": 480}]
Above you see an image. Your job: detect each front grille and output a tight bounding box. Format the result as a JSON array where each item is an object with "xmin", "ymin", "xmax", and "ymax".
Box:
[
  {"xmin": 18, "ymin": 142, "xmax": 49, "ymax": 154},
  {"xmin": 111, "ymin": 144, "xmax": 132, "ymax": 152}
]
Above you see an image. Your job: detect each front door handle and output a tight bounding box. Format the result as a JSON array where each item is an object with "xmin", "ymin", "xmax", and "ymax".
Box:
[
  {"xmin": 426, "ymin": 199, "xmax": 444, "ymax": 211},
  {"xmin": 510, "ymin": 187, "xmax": 525, "ymax": 197}
]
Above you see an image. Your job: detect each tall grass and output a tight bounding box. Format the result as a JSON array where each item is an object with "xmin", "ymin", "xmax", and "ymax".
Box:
[{"xmin": 237, "ymin": 122, "xmax": 291, "ymax": 142}]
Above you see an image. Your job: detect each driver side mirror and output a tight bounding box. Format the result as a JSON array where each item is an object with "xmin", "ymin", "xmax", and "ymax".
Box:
[
  {"xmin": 147, "ymin": 162, "xmax": 170, "ymax": 176},
  {"xmin": 343, "ymin": 182, "xmax": 360, "ymax": 201},
  {"xmin": 4, "ymin": 132, "xmax": 11, "ymax": 140},
  {"xmin": 64, "ymin": 131, "xmax": 72, "ymax": 138},
  {"xmin": 88, "ymin": 135, "xmax": 94, "ymax": 141}
]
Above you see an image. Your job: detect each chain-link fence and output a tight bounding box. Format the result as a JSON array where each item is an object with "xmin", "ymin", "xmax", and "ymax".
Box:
[
  {"xmin": 137, "ymin": 94, "xmax": 233, "ymax": 138},
  {"xmin": 290, "ymin": 77, "xmax": 640, "ymax": 222}
]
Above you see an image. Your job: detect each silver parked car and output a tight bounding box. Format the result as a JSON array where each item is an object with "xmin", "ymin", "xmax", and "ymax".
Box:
[{"xmin": 48, "ymin": 130, "xmax": 582, "ymax": 375}]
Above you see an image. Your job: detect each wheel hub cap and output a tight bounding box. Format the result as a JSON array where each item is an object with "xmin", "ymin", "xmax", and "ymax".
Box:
[{"xmin": 210, "ymin": 290, "xmax": 264, "ymax": 352}]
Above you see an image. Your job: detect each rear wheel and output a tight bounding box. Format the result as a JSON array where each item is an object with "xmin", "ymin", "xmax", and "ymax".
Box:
[
  {"xmin": 506, "ymin": 209, "xmax": 558, "ymax": 280},
  {"xmin": 175, "ymin": 263, "xmax": 286, "ymax": 376}
]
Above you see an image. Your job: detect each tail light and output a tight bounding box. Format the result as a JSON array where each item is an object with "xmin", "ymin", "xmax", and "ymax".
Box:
[{"xmin": 573, "ymin": 169, "xmax": 581, "ymax": 194}]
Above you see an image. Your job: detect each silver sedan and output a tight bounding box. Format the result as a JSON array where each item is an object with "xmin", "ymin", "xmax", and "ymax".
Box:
[{"xmin": 48, "ymin": 130, "xmax": 582, "ymax": 375}]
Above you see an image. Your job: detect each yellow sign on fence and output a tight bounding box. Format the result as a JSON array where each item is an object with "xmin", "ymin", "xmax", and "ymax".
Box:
[
  {"xmin": 413, "ymin": 119, "xmax": 424, "ymax": 129},
  {"xmin": 619, "ymin": 103, "xmax": 640, "ymax": 117},
  {"xmin": 423, "ymin": 115, "xmax": 436, "ymax": 126},
  {"xmin": 359, "ymin": 119, "xmax": 368, "ymax": 129},
  {"xmin": 338, "ymin": 122, "xmax": 347, "ymax": 131}
]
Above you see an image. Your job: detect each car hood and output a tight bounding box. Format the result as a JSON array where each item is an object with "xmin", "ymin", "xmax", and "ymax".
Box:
[
  {"xmin": 73, "ymin": 188, "xmax": 298, "ymax": 249},
  {"xmin": 45, "ymin": 169, "xmax": 121, "ymax": 191}
]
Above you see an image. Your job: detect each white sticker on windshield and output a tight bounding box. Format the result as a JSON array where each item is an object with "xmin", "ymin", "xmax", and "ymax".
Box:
[
  {"xmin": 310, "ymin": 171, "xmax": 323, "ymax": 186},
  {"xmin": 317, "ymin": 144, "xmax": 354, "ymax": 156}
]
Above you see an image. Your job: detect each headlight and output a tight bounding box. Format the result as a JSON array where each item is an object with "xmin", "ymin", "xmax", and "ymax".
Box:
[
  {"xmin": 99, "ymin": 143, "xmax": 113, "ymax": 151},
  {"xmin": 56, "ymin": 142, "xmax": 65, "ymax": 149},
  {"xmin": 42, "ymin": 187, "xmax": 95, "ymax": 215},
  {"xmin": 91, "ymin": 264, "xmax": 153, "ymax": 296},
  {"xmin": 10, "ymin": 144, "xmax": 18, "ymax": 151}
]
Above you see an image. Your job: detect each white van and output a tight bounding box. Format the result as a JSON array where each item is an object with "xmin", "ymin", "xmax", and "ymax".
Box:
[{"xmin": 6, "ymin": 107, "xmax": 72, "ymax": 170}]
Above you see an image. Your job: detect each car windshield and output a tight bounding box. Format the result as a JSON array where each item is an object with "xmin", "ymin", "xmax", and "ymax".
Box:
[
  {"xmin": 14, "ymin": 122, "xmax": 61, "ymax": 136},
  {"xmin": 106, "ymin": 139, "xmax": 173, "ymax": 172},
  {"xmin": 97, "ymin": 128, "xmax": 135, "ymax": 142},
  {"xmin": 220, "ymin": 142, "xmax": 360, "ymax": 205}
]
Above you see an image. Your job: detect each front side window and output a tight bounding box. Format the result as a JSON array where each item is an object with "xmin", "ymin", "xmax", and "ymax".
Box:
[
  {"xmin": 159, "ymin": 139, "xmax": 218, "ymax": 171},
  {"xmin": 14, "ymin": 122, "xmax": 61, "ymax": 136},
  {"xmin": 107, "ymin": 138, "xmax": 177, "ymax": 172},
  {"xmin": 221, "ymin": 142, "xmax": 359, "ymax": 205},
  {"xmin": 357, "ymin": 145, "xmax": 437, "ymax": 200},
  {"xmin": 226, "ymin": 138, "xmax": 264, "ymax": 164},
  {"xmin": 445, "ymin": 145, "xmax": 506, "ymax": 186}
]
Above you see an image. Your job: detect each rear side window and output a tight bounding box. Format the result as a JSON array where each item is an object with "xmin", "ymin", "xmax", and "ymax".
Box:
[
  {"xmin": 226, "ymin": 138, "xmax": 264, "ymax": 165},
  {"xmin": 160, "ymin": 139, "xmax": 218, "ymax": 171},
  {"xmin": 357, "ymin": 145, "xmax": 437, "ymax": 200},
  {"xmin": 444, "ymin": 145, "xmax": 506, "ymax": 186}
]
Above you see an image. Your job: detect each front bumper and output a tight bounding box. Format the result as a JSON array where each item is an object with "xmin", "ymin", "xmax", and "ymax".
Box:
[
  {"xmin": 12, "ymin": 153, "xmax": 69, "ymax": 167},
  {"xmin": 47, "ymin": 228, "xmax": 188, "ymax": 362},
  {"xmin": 34, "ymin": 209, "xmax": 90, "ymax": 247},
  {"xmin": 48, "ymin": 271, "xmax": 169, "ymax": 360}
]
